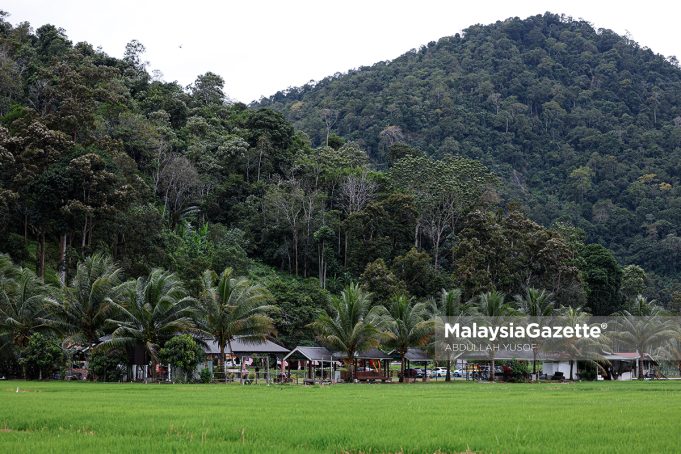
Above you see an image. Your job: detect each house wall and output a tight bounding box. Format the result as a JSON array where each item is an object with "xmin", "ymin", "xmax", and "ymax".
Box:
[{"xmin": 542, "ymin": 361, "xmax": 579, "ymax": 379}]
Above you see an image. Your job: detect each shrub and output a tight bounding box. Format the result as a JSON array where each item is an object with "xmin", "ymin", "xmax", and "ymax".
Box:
[
  {"xmin": 159, "ymin": 335, "xmax": 204, "ymax": 383},
  {"xmin": 89, "ymin": 348, "xmax": 128, "ymax": 382},
  {"xmin": 503, "ymin": 360, "xmax": 530, "ymax": 382},
  {"xmin": 19, "ymin": 334, "xmax": 65, "ymax": 380},
  {"xmin": 199, "ymin": 367, "xmax": 213, "ymax": 383},
  {"xmin": 579, "ymin": 366, "xmax": 597, "ymax": 381}
]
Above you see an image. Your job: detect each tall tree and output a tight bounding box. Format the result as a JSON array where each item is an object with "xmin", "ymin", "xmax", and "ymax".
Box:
[
  {"xmin": 189, "ymin": 72, "xmax": 225, "ymax": 107},
  {"xmin": 49, "ymin": 254, "xmax": 124, "ymax": 347},
  {"xmin": 613, "ymin": 306, "xmax": 675, "ymax": 379},
  {"xmin": 471, "ymin": 290, "xmax": 516, "ymax": 381},
  {"xmin": 311, "ymin": 283, "xmax": 383, "ymax": 381},
  {"xmin": 389, "ymin": 155, "xmax": 496, "ymax": 268},
  {"xmin": 0, "ymin": 256, "xmax": 52, "ymax": 351},
  {"xmin": 581, "ymin": 244, "xmax": 623, "ymax": 315},
  {"xmin": 435, "ymin": 288, "xmax": 468, "ymax": 381},
  {"xmin": 515, "ymin": 287, "xmax": 556, "ymax": 375},
  {"xmin": 514, "ymin": 288, "xmax": 555, "ymax": 317},
  {"xmin": 1, "ymin": 120, "xmax": 72, "ymax": 279},
  {"xmin": 196, "ymin": 267, "xmax": 276, "ymax": 382},
  {"xmin": 103, "ymin": 269, "xmax": 196, "ymax": 382},
  {"xmin": 381, "ymin": 295, "xmax": 431, "ymax": 382},
  {"xmin": 157, "ymin": 153, "xmax": 201, "ymax": 227},
  {"xmin": 264, "ymin": 178, "xmax": 306, "ymax": 275}
]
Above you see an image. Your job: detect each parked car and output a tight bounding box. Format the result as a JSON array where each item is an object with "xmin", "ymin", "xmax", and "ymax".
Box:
[
  {"xmin": 431, "ymin": 367, "xmax": 448, "ymax": 377},
  {"xmin": 453, "ymin": 369, "xmax": 463, "ymax": 377}
]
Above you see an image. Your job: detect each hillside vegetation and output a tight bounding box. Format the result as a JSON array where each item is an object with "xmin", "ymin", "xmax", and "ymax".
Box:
[
  {"xmin": 260, "ymin": 13, "xmax": 681, "ymax": 301},
  {"xmin": 0, "ymin": 9, "xmax": 677, "ymax": 373}
]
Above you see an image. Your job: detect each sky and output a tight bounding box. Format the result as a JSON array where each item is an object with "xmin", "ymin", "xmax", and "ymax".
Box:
[{"xmin": 3, "ymin": 1, "xmax": 681, "ymax": 103}]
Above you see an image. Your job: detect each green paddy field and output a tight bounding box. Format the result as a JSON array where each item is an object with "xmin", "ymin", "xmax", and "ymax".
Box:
[{"xmin": 1, "ymin": 380, "xmax": 679, "ymax": 453}]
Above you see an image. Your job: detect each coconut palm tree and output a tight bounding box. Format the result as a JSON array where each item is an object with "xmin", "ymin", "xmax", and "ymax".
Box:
[
  {"xmin": 310, "ymin": 283, "xmax": 383, "ymax": 381},
  {"xmin": 654, "ymin": 334, "xmax": 681, "ymax": 377},
  {"xmin": 381, "ymin": 295, "xmax": 431, "ymax": 382},
  {"xmin": 471, "ymin": 290, "xmax": 516, "ymax": 381},
  {"xmin": 514, "ymin": 288, "xmax": 555, "ymax": 317},
  {"xmin": 196, "ymin": 267, "xmax": 277, "ymax": 382},
  {"xmin": 515, "ymin": 288, "xmax": 556, "ymax": 376},
  {"xmin": 612, "ymin": 308, "xmax": 676, "ymax": 379},
  {"xmin": 555, "ymin": 305, "xmax": 611, "ymax": 380},
  {"xmin": 0, "ymin": 267, "xmax": 52, "ymax": 351},
  {"xmin": 0, "ymin": 254, "xmax": 17, "ymax": 290},
  {"xmin": 49, "ymin": 254, "xmax": 125, "ymax": 346},
  {"xmin": 434, "ymin": 288, "xmax": 468, "ymax": 381},
  {"xmin": 625, "ymin": 295, "xmax": 664, "ymax": 316},
  {"xmin": 103, "ymin": 269, "xmax": 196, "ymax": 382}
]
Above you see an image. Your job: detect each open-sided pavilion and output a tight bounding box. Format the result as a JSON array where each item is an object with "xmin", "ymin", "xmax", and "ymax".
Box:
[{"xmin": 203, "ymin": 337, "xmax": 289, "ymax": 383}]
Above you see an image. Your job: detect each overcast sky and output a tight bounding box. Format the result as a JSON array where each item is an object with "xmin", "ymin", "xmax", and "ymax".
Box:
[{"xmin": 3, "ymin": 1, "xmax": 680, "ymax": 103}]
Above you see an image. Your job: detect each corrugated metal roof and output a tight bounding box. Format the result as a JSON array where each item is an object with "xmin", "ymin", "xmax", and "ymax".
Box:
[
  {"xmin": 203, "ymin": 337, "xmax": 289, "ymax": 355},
  {"xmin": 284, "ymin": 346, "xmax": 334, "ymax": 361},
  {"xmin": 462, "ymin": 349, "xmax": 536, "ymax": 360},
  {"xmin": 285, "ymin": 346, "xmax": 393, "ymax": 361},
  {"xmin": 604, "ymin": 352, "xmax": 654, "ymax": 361},
  {"xmin": 387, "ymin": 348, "xmax": 431, "ymax": 362},
  {"xmin": 336, "ymin": 348, "xmax": 393, "ymax": 360}
]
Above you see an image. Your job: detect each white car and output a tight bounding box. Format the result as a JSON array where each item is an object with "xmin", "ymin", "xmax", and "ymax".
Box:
[{"xmin": 431, "ymin": 367, "xmax": 448, "ymax": 377}]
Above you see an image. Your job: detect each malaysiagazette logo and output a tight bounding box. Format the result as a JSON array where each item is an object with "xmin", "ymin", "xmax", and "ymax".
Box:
[
  {"xmin": 444, "ymin": 321, "xmax": 606, "ymax": 342},
  {"xmin": 434, "ymin": 315, "xmax": 681, "ymax": 361}
]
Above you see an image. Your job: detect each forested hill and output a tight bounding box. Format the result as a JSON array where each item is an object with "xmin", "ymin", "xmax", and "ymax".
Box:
[
  {"xmin": 0, "ymin": 8, "xmax": 678, "ymax": 357},
  {"xmin": 259, "ymin": 12, "xmax": 681, "ymax": 290}
]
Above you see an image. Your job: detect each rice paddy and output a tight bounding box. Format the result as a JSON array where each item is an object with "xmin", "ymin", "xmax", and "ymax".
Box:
[{"xmin": 1, "ymin": 380, "xmax": 680, "ymax": 453}]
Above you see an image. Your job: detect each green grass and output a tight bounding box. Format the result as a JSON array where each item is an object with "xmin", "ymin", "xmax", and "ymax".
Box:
[{"xmin": 1, "ymin": 381, "xmax": 680, "ymax": 453}]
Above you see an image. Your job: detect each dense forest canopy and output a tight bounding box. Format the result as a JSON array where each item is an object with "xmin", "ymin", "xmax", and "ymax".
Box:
[
  {"xmin": 0, "ymin": 10, "xmax": 679, "ymax": 372},
  {"xmin": 260, "ymin": 12, "xmax": 681, "ymax": 303}
]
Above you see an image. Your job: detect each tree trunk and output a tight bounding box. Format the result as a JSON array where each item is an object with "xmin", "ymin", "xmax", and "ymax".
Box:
[
  {"xmin": 227, "ymin": 340, "xmax": 234, "ymax": 384},
  {"xmin": 639, "ymin": 355, "xmax": 644, "ymax": 379},
  {"xmin": 490, "ymin": 358, "xmax": 495, "ymax": 382},
  {"xmin": 344, "ymin": 234, "xmax": 348, "ymax": 267},
  {"xmin": 82, "ymin": 218, "xmax": 88, "ymax": 249},
  {"xmin": 58, "ymin": 233, "xmax": 67, "ymax": 285},
  {"xmin": 318, "ymin": 243, "xmax": 323, "ymax": 286},
  {"xmin": 445, "ymin": 359, "xmax": 451, "ymax": 382},
  {"xmin": 220, "ymin": 343, "xmax": 227, "ymax": 383},
  {"xmin": 39, "ymin": 232, "xmax": 46, "ymax": 281},
  {"xmin": 349, "ymin": 354, "xmax": 356, "ymax": 382},
  {"xmin": 35, "ymin": 231, "xmax": 41, "ymax": 276},
  {"xmin": 87, "ymin": 220, "xmax": 94, "ymax": 247},
  {"xmin": 293, "ymin": 234, "xmax": 299, "ymax": 276},
  {"xmin": 399, "ymin": 354, "xmax": 405, "ymax": 383},
  {"xmin": 318, "ymin": 242, "xmax": 326, "ymax": 289}
]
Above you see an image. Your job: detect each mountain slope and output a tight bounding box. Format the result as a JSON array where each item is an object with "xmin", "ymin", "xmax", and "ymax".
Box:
[{"xmin": 260, "ymin": 12, "xmax": 681, "ymax": 290}]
